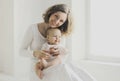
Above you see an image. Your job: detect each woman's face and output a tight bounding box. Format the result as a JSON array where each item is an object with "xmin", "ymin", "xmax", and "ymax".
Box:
[{"xmin": 48, "ymin": 11, "xmax": 67, "ymax": 28}]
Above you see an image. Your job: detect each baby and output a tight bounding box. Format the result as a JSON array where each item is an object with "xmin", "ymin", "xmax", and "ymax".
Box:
[{"xmin": 35, "ymin": 28, "xmax": 67, "ymax": 79}]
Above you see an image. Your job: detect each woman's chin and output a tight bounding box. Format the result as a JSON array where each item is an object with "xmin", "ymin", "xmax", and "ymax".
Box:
[
  {"xmin": 50, "ymin": 26, "xmax": 57, "ymax": 28},
  {"xmin": 50, "ymin": 24, "xmax": 58, "ymax": 28}
]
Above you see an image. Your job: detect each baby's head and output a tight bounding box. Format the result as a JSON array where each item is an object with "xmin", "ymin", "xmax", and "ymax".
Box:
[{"xmin": 46, "ymin": 28, "xmax": 61, "ymax": 45}]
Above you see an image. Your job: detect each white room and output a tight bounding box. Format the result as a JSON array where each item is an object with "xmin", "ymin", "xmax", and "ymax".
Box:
[{"xmin": 0, "ymin": 0, "xmax": 120, "ymax": 81}]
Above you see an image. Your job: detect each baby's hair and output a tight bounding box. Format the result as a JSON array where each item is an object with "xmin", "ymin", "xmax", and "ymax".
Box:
[{"xmin": 46, "ymin": 28, "xmax": 61, "ymax": 36}]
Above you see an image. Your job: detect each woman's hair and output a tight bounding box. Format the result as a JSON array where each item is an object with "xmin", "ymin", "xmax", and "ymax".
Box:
[{"xmin": 43, "ymin": 4, "xmax": 73, "ymax": 36}]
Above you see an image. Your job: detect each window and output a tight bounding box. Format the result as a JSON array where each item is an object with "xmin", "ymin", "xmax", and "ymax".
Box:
[{"xmin": 86, "ymin": 0, "xmax": 120, "ymax": 63}]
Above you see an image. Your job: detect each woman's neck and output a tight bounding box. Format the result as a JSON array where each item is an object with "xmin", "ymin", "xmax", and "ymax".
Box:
[
  {"xmin": 38, "ymin": 22, "xmax": 50, "ymax": 37},
  {"xmin": 43, "ymin": 23, "xmax": 50, "ymax": 31}
]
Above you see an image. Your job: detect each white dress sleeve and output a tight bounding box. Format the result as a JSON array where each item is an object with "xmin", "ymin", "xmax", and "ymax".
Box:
[{"xmin": 19, "ymin": 26, "xmax": 34, "ymax": 58}]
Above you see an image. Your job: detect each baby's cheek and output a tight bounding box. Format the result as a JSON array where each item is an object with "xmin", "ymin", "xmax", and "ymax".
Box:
[{"xmin": 52, "ymin": 37, "xmax": 56, "ymax": 41}]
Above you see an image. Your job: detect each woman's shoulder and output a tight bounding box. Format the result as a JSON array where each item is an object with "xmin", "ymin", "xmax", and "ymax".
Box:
[
  {"xmin": 28, "ymin": 22, "xmax": 44, "ymax": 27},
  {"xmin": 27, "ymin": 23, "xmax": 37, "ymax": 29},
  {"xmin": 37, "ymin": 22, "xmax": 47, "ymax": 29},
  {"xmin": 37, "ymin": 22, "xmax": 45, "ymax": 26},
  {"xmin": 27, "ymin": 22, "xmax": 44, "ymax": 31},
  {"xmin": 25, "ymin": 23, "xmax": 39, "ymax": 34}
]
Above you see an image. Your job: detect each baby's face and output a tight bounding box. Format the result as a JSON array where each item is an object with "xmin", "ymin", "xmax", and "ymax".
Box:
[{"xmin": 47, "ymin": 29, "xmax": 61, "ymax": 45}]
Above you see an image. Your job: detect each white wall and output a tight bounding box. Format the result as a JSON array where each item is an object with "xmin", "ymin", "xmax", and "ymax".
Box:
[
  {"xmin": 14, "ymin": 0, "xmax": 71, "ymax": 76},
  {"xmin": 71, "ymin": 0, "xmax": 86, "ymax": 62},
  {"xmin": 0, "ymin": 0, "xmax": 14, "ymax": 74}
]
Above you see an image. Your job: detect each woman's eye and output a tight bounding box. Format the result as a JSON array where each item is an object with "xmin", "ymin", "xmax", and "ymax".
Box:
[
  {"xmin": 55, "ymin": 15, "xmax": 59, "ymax": 19},
  {"xmin": 60, "ymin": 20, "xmax": 63, "ymax": 23}
]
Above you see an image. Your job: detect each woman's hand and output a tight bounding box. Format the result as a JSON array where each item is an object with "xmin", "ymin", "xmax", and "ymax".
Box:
[
  {"xmin": 33, "ymin": 50, "xmax": 51, "ymax": 59},
  {"xmin": 49, "ymin": 47, "xmax": 60, "ymax": 56}
]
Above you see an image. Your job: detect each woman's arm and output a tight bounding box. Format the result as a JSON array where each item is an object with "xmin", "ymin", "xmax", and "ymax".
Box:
[
  {"xmin": 19, "ymin": 26, "xmax": 34, "ymax": 58},
  {"xmin": 19, "ymin": 25, "xmax": 51, "ymax": 59}
]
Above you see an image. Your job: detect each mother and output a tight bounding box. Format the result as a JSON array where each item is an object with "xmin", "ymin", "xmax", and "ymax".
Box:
[
  {"xmin": 20, "ymin": 4, "xmax": 96, "ymax": 81},
  {"xmin": 20, "ymin": 4, "xmax": 73, "ymax": 81}
]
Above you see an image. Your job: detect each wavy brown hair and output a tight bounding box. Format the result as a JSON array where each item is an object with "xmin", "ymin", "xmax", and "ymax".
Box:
[{"xmin": 43, "ymin": 4, "xmax": 73, "ymax": 36}]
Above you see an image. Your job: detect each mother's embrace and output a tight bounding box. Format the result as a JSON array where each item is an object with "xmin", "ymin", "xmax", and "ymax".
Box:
[{"xmin": 20, "ymin": 4, "xmax": 96, "ymax": 81}]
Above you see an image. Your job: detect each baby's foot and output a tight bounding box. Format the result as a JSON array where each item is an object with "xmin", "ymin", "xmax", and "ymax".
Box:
[{"xmin": 37, "ymin": 70, "xmax": 44, "ymax": 79}]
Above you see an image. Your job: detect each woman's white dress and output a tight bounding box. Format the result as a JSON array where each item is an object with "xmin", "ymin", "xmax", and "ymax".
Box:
[{"xmin": 20, "ymin": 24, "xmax": 97, "ymax": 81}]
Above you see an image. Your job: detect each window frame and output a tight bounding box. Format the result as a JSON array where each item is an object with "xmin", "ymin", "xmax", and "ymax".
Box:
[{"xmin": 85, "ymin": 0, "xmax": 120, "ymax": 63}]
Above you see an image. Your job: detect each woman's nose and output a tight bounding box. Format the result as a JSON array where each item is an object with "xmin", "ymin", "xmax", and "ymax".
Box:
[{"xmin": 55, "ymin": 20, "xmax": 60, "ymax": 26}]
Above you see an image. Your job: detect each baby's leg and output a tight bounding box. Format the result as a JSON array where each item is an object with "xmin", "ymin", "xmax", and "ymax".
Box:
[
  {"xmin": 35, "ymin": 62, "xmax": 44, "ymax": 79},
  {"xmin": 41, "ymin": 58, "xmax": 48, "ymax": 68}
]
